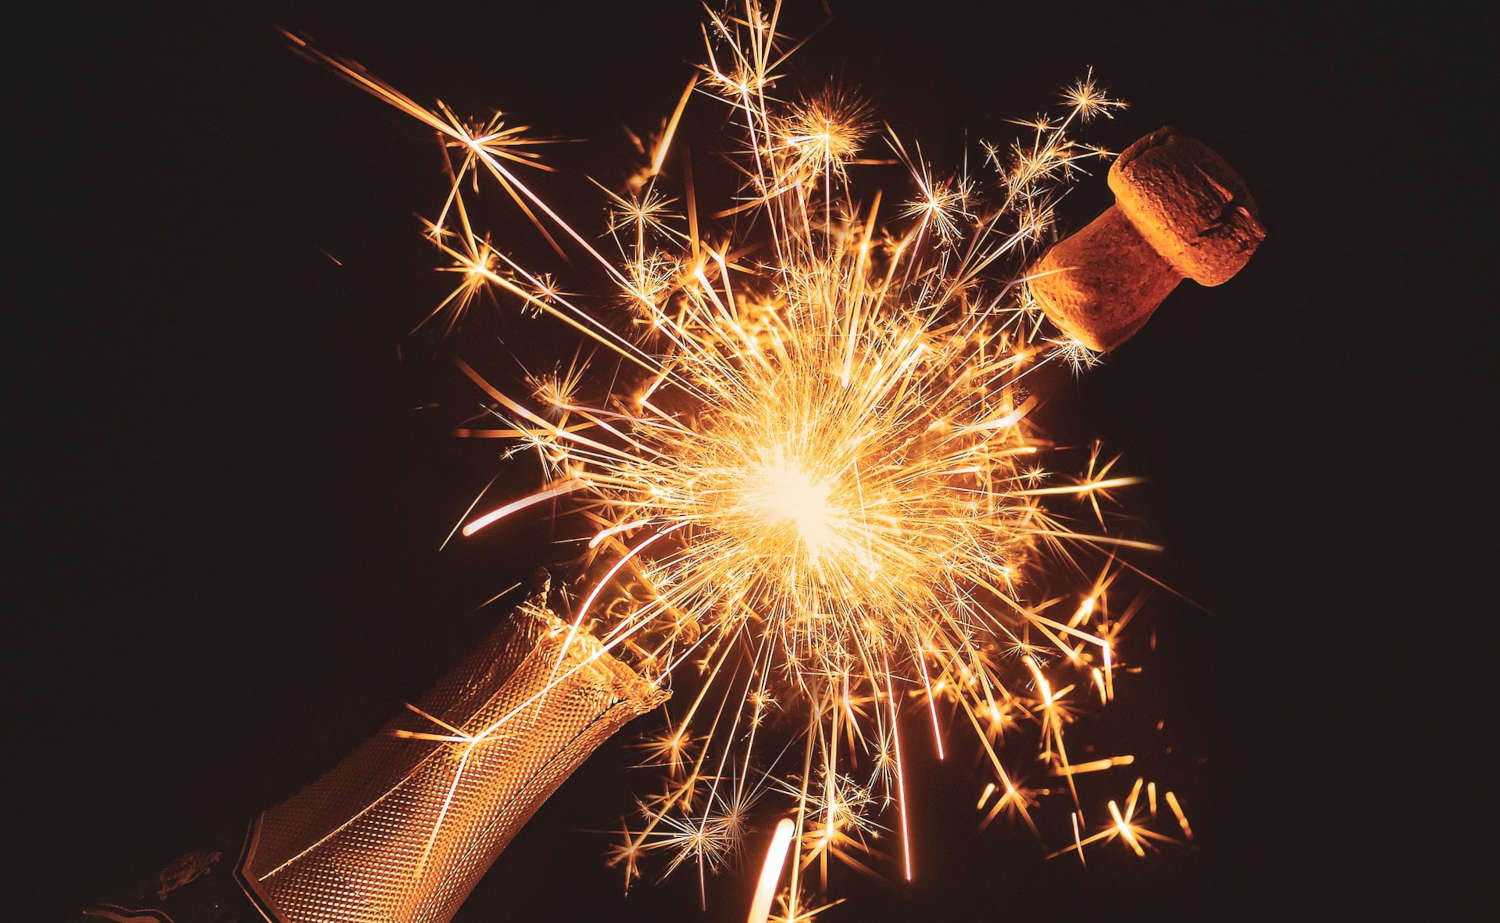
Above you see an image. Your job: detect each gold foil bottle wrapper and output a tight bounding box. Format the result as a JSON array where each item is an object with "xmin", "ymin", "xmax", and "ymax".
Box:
[{"xmin": 238, "ymin": 603, "xmax": 667, "ymax": 923}]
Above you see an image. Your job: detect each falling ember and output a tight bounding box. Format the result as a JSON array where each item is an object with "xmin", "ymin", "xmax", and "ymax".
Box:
[
  {"xmin": 293, "ymin": 0, "xmax": 1199, "ymax": 914},
  {"xmin": 1052, "ymin": 754, "xmax": 1136, "ymax": 776},
  {"xmin": 1165, "ymin": 790, "xmax": 1194, "ymax": 841}
]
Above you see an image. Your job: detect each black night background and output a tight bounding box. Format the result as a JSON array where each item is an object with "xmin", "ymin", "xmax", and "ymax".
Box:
[{"xmin": 7, "ymin": 1, "xmax": 1493, "ymax": 920}]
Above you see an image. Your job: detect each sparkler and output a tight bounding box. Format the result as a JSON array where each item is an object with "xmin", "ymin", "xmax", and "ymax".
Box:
[{"xmin": 288, "ymin": 2, "xmax": 1208, "ymax": 917}]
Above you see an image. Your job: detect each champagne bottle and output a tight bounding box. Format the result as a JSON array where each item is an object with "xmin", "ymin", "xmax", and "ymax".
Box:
[{"xmin": 82, "ymin": 575, "xmax": 666, "ymax": 923}]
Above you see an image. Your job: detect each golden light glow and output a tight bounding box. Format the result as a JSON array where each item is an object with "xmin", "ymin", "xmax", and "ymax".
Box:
[
  {"xmin": 297, "ymin": 1, "xmax": 1195, "ymax": 916},
  {"xmin": 748, "ymin": 817, "xmax": 798, "ymax": 923},
  {"xmin": 740, "ymin": 452, "xmax": 839, "ymax": 561}
]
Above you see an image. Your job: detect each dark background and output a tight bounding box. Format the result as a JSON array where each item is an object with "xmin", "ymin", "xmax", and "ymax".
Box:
[{"xmin": 10, "ymin": 0, "xmax": 1493, "ymax": 919}]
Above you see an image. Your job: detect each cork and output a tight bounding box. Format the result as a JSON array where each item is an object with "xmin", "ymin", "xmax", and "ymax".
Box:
[{"xmin": 1029, "ymin": 127, "xmax": 1265, "ymax": 351}]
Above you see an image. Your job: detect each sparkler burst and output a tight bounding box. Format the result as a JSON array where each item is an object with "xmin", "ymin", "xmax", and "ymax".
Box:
[{"xmin": 291, "ymin": 2, "xmax": 1197, "ymax": 916}]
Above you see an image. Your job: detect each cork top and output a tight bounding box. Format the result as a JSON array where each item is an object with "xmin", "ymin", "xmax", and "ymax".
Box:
[{"xmin": 1108, "ymin": 127, "xmax": 1266, "ymax": 286}]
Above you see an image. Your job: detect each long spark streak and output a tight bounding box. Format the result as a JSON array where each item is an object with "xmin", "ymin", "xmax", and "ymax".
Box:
[
  {"xmin": 748, "ymin": 818, "xmax": 797, "ymax": 923},
  {"xmin": 461, "ymin": 479, "xmax": 584, "ymax": 537},
  {"xmin": 885, "ymin": 668, "xmax": 913, "ymax": 881}
]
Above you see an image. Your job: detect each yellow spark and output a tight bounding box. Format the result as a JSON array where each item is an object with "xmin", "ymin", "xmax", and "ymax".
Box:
[
  {"xmin": 653, "ymin": 75, "xmax": 699, "ymax": 177},
  {"xmin": 1108, "ymin": 799, "xmax": 1146, "ymax": 857},
  {"xmin": 1050, "ymin": 754, "xmax": 1135, "ymax": 776},
  {"xmin": 1165, "ymin": 790, "xmax": 1194, "ymax": 840},
  {"xmin": 1070, "ymin": 811, "xmax": 1086, "ymax": 867},
  {"xmin": 747, "ymin": 817, "xmax": 797, "ymax": 923}
]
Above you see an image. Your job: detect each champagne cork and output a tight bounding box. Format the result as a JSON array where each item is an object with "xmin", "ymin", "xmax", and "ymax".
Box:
[{"xmin": 1030, "ymin": 127, "xmax": 1265, "ymax": 351}]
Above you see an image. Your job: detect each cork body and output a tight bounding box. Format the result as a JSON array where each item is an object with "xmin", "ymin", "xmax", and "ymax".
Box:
[
  {"xmin": 1029, "ymin": 205, "xmax": 1181, "ymax": 352},
  {"xmin": 1030, "ymin": 127, "xmax": 1264, "ymax": 351}
]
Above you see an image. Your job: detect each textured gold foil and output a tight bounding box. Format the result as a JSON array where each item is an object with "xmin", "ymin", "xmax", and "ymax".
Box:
[{"xmin": 240, "ymin": 601, "xmax": 666, "ymax": 922}]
